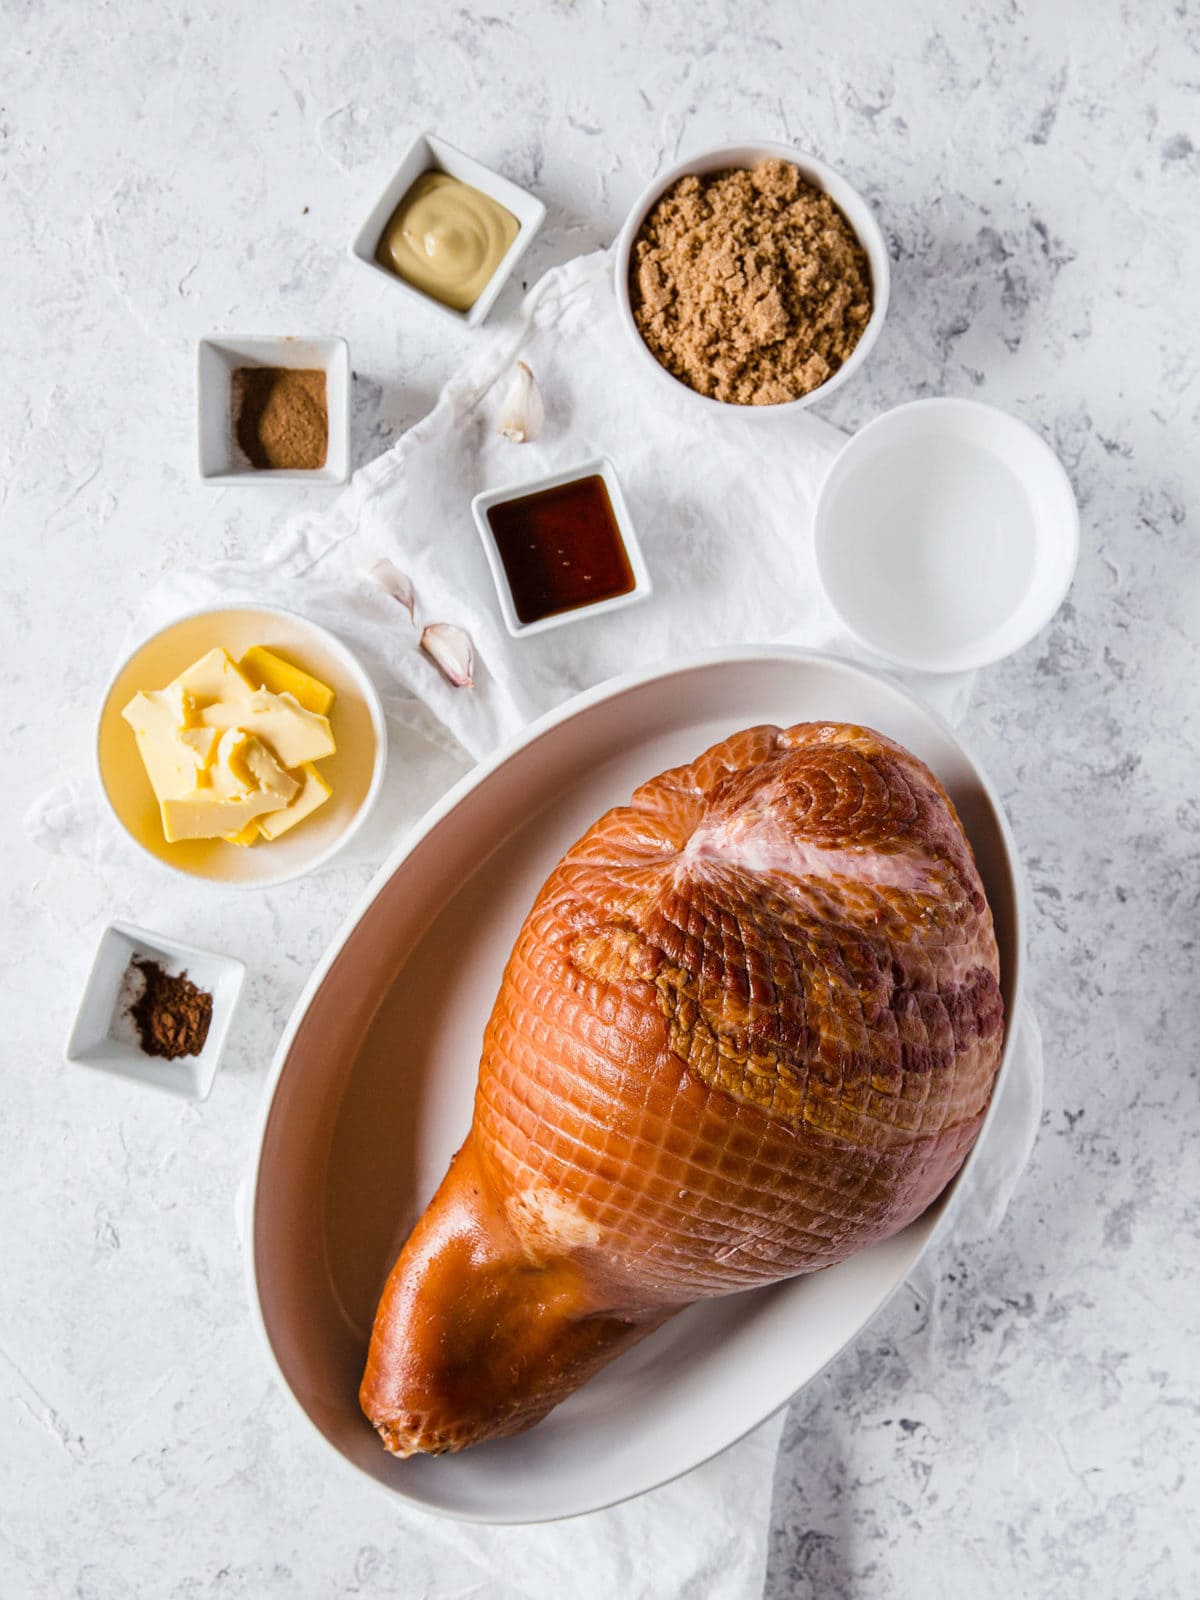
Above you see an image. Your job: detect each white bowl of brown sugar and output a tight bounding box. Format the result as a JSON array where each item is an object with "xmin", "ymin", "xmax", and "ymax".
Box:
[{"xmin": 613, "ymin": 143, "xmax": 889, "ymax": 415}]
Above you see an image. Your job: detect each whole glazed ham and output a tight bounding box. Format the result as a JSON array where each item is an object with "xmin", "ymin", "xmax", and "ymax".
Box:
[{"xmin": 361, "ymin": 721, "xmax": 1004, "ymax": 1456}]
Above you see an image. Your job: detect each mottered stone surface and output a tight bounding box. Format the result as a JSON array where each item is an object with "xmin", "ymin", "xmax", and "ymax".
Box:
[{"xmin": 1, "ymin": 1, "xmax": 1196, "ymax": 1595}]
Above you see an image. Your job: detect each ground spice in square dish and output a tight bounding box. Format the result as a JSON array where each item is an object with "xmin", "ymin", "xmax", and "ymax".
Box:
[
  {"xmin": 127, "ymin": 958, "xmax": 213, "ymax": 1061},
  {"xmin": 232, "ymin": 366, "xmax": 328, "ymax": 470}
]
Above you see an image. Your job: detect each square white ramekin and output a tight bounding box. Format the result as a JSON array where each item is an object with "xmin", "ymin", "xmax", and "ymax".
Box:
[
  {"xmin": 197, "ymin": 335, "xmax": 350, "ymax": 484},
  {"xmin": 471, "ymin": 456, "xmax": 652, "ymax": 637},
  {"xmin": 350, "ymin": 132, "xmax": 545, "ymax": 328},
  {"xmin": 64, "ymin": 922, "xmax": 245, "ymax": 1100}
]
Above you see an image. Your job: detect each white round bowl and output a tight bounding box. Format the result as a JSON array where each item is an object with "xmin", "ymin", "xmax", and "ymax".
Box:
[
  {"xmin": 96, "ymin": 604, "xmax": 387, "ymax": 889},
  {"xmin": 814, "ymin": 397, "xmax": 1080, "ymax": 674},
  {"xmin": 613, "ymin": 141, "xmax": 890, "ymax": 416}
]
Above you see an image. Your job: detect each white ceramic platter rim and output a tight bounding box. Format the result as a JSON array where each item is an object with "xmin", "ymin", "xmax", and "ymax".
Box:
[{"xmin": 246, "ymin": 645, "xmax": 1025, "ymax": 1522}]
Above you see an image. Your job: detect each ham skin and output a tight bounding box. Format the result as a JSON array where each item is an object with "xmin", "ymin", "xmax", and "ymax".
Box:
[{"xmin": 360, "ymin": 722, "xmax": 1004, "ymax": 1456}]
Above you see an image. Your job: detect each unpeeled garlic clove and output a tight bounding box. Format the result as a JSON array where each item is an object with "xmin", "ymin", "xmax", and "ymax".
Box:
[
  {"xmin": 367, "ymin": 558, "xmax": 416, "ymax": 620},
  {"xmin": 421, "ymin": 623, "xmax": 474, "ymax": 688},
  {"xmin": 497, "ymin": 360, "xmax": 544, "ymax": 443}
]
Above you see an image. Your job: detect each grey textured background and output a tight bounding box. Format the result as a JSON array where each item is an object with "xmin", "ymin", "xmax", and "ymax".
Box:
[{"xmin": 2, "ymin": 1, "xmax": 1197, "ymax": 1595}]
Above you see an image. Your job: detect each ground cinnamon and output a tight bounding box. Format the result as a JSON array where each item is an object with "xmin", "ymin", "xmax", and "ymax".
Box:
[
  {"xmin": 128, "ymin": 958, "xmax": 213, "ymax": 1060},
  {"xmin": 233, "ymin": 366, "xmax": 328, "ymax": 470}
]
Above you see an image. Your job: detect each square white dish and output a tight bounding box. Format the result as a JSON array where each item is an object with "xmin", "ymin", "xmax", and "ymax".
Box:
[
  {"xmin": 65, "ymin": 921, "xmax": 245, "ymax": 1100},
  {"xmin": 349, "ymin": 132, "xmax": 545, "ymax": 328},
  {"xmin": 471, "ymin": 456, "xmax": 652, "ymax": 636},
  {"xmin": 197, "ymin": 335, "xmax": 350, "ymax": 484}
]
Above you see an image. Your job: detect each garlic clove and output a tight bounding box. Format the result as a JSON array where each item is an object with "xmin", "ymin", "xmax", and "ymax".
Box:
[
  {"xmin": 421, "ymin": 623, "xmax": 474, "ymax": 689},
  {"xmin": 497, "ymin": 360, "xmax": 544, "ymax": 444},
  {"xmin": 367, "ymin": 558, "xmax": 416, "ymax": 620}
]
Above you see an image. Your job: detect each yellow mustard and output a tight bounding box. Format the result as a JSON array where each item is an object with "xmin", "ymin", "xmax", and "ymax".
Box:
[{"xmin": 375, "ymin": 171, "xmax": 519, "ymax": 312}]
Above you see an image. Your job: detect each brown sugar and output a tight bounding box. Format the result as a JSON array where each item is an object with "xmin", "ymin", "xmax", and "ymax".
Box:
[
  {"xmin": 629, "ymin": 159, "xmax": 874, "ymax": 406},
  {"xmin": 233, "ymin": 366, "xmax": 328, "ymax": 470}
]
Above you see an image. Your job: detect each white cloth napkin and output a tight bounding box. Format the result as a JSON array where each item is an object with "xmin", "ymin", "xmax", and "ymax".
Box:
[{"xmin": 28, "ymin": 249, "xmax": 1041, "ymax": 1599}]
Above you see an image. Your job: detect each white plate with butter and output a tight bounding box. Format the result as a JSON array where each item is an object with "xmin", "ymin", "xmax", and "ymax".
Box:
[{"xmin": 97, "ymin": 605, "xmax": 387, "ymax": 888}]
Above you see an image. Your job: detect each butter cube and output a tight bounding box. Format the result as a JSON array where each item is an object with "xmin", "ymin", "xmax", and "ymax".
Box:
[
  {"xmin": 122, "ymin": 683, "xmax": 192, "ymax": 738},
  {"xmin": 128, "ymin": 732, "xmax": 200, "ymax": 802},
  {"xmin": 122, "ymin": 686, "xmax": 210, "ymax": 801},
  {"xmin": 200, "ymin": 689, "xmax": 335, "ymax": 767},
  {"xmin": 179, "ymin": 727, "xmax": 219, "ymax": 764},
  {"xmin": 161, "ymin": 786, "xmax": 287, "ymax": 843},
  {"xmin": 212, "ymin": 728, "xmax": 298, "ymax": 801},
  {"xmin": 256, "ymin": 761, "xmax": 333, "ymax": 840},
  {"xmin": 160, "ymin": 730, "xmax": 298, "ymax": 842},
  {"xmin": 239, "ymin": 646, "xmax": 335, "ymax": 716},
  {"xmin": 169, "ymin": 647, "xmax": 254, "ymax": 707}
]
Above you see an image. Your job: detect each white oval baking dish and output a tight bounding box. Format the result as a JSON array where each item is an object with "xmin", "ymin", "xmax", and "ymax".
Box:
[{"xmin": 247, "ymin": 646, "xmax": 1024, "ymax": 1523}]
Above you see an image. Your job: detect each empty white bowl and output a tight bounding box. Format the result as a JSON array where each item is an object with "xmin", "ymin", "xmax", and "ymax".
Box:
[
  {"xmin": 814, "ymin": 398, "xmax": 1079, "ymax": 673},
  {"xmin": 197, "ymin": 336, "xmax": 351, "ymax": 484},
  {"xmin": 613, "ymin": 141, "xmax": 889, "ymax": 416},
  {"xmin": 65, "ymin": 922, "xmax": 245, "ymax": 1101},
  {"xmin": 471, "ymin": 457, "xmax": 652, "ymax": 636},
  {"xmin": 350, "ymin": 132, "xmax": 546, "ymax": 329}
]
